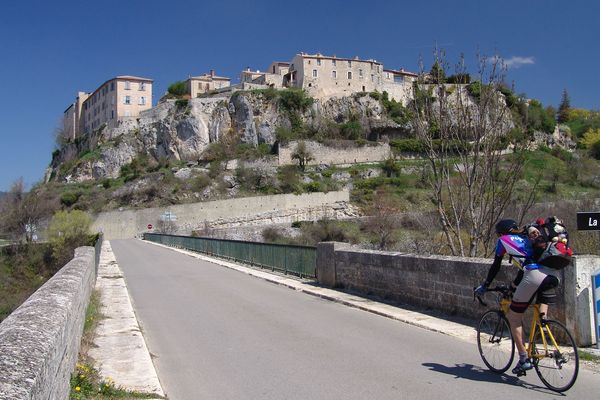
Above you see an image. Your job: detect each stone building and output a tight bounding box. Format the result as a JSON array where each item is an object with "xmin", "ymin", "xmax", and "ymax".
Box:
[
  {"xmin": 282, "ymin": 52, "xmax": 417, "ymax": 103},
  {"xmin": 186, "ymin": 70, "xmax": 230, "ymax": 97},
  {"xmin": 64, "ymin": 76, "xmax": 153, "ymax": 138},
  {"xmin": 63, "ymin": 92, "xmax": 89, "ymax": 140},
  {"xmin": 240, "ymin": 62, "xmax": 290, "ymax": 88}
]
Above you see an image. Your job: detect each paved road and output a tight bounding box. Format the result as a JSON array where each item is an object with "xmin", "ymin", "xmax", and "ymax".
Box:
[{"xmin": 111, "ymin": 239, "xmax": 598, "ymax": 400}]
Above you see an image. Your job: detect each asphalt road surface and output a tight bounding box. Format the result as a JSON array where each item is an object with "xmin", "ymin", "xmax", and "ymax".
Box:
[{"xmin": 111, "ymin": 239, "xmax": 599, "ymax": 400}]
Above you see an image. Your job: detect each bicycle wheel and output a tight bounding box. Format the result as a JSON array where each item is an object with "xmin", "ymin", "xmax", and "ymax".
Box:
[
  {"xmin": 477, "ymin": 310, "xmax": 515, "ymax": 373},
  {"xmin": 531, "ymin": 319, "xmax": 579, "ymax": 392}
]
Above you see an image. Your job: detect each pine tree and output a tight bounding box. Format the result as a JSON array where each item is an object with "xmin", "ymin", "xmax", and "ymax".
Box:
[
  {"xmin": 429, "ymin": 61, "xmax": 446, "ymax": 84},
  {"xmin": 557, "ymin": 89, "xmax": 571, "ymax": 123}
]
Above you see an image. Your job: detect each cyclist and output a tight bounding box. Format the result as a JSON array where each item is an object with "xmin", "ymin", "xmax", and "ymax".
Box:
[{"xmin": 474, "ymin": 219, "xmax": 560, "ymax": 376}]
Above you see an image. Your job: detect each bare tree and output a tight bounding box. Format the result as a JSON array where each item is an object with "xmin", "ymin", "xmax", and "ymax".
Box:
[
  {"xmin": 0, "ymin": 178, "xmax": 52, "ymax": 243},
  {"xmin": 411, "ymin": 52, "xmax": 529, "ymax": 257},
  {"xmin": 362, "ymin": 187, "xmax": 401, "ymax": 250}
]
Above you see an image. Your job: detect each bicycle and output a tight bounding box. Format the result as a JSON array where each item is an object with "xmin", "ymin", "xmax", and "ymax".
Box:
[{"xmin": 475, "ymin": 285, "xmax": 579, "ymax": 392}]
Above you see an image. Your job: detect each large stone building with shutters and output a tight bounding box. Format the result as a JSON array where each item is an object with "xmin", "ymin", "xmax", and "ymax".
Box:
[
  {"xmin": 63, "ymin": 75, "xmax": 153, "ymax": 139},
  {"xmin": 282, "ymin": 52, "xmax": 417, "ymax": 104}
]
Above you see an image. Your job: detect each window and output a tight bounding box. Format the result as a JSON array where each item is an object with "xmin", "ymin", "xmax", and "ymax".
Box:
[
  {"xmin": 371, "ymin": 74, "xmax": 375, "ymax": 82},
  {"xmin": 312, "ymin": 69, "xmax": 318, "ymax": 77},
  {"xmin": 198, "ymin": 82, "xmax": 202, "ymax": 90},
  {"xmin": 111, "ymin": 82, "xmax": 115, "ymax": 91},
  {"xmin": 124, "ymin": 81, "xmax": 131, "ymax": 90},
  {"xmin": 348, "ymin": 60, "xmax": 352, "ymax": 67},
  {"xmin": 317, "ymin": 59, "xmax": 321, "ymax": 66},
  {"xmin": 359, "ymin": 69, "xmax": 363, "ymax": 78},
  {"xmin": 332, "ymin": 70, "xmax": 337, "ymax": 78},
  {"xmin": 139, "ymin": 82, "xmax": 146, "ymax": 91},
  {"xmin": 332, "ymin": 59, "xmax": 336, "ymax": 66},
  {"xmin": 377, "ymin": 65, "xmax": 380, "ymax": 73},
  {"xmin": 139, "ymin": 96, "xmax": 146, "ymax": 105},
  {"xmin": 124, "ymin": 96, "xmax": 131, "ymax": 105},
  {"xmin": 394, "ymin": 75, "xmax": 404, "ymax": 83},
  {"xmin": 347, "ymin": 71, "xmax": 352, "ymax": 79},
  {"xmin": 111, "ymin": 110, "xmax": 114, "ymax": 119}
]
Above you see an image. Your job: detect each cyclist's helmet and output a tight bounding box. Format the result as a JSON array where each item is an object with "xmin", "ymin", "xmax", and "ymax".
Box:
[{"xmin": 495, "ymin": 219, "xmax": 519, "ymax": 235}]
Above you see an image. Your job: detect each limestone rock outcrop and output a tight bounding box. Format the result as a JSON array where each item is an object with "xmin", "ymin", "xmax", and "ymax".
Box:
[{"xmin": 48, "ymin": 92, "xmax": 399, "ymax": 183}]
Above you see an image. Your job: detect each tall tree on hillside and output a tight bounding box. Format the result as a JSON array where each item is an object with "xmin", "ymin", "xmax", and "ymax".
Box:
[
  {"xmin": 410, "ymin": 52, "xmax": 530, "ymax": 257},
  {"xmin": 557, "ymin": 89, "xmax": 571, "ymax": 123}
]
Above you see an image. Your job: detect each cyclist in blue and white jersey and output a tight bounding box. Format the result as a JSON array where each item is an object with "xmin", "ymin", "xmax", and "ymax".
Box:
[{"xmin": 474, "ymin": 219, "xmax": 560, "ymax": 376}]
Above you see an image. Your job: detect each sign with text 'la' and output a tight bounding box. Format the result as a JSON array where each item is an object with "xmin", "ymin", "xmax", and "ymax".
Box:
[{"xmin": 576, "ymin": 212, "xmax": 600, "ymax": 231}]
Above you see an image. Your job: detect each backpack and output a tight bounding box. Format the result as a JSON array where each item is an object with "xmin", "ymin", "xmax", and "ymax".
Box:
[
  {"xmin": 536, "ymin": 216, "xmax": 573, "ymax": 269},
  {"xmin": 540, "ymin": 216, "xmax": 568, "ymax": 243},
  {"xmin": 537, "ymin": 241, "xmax": 573, "ymax": 269}
]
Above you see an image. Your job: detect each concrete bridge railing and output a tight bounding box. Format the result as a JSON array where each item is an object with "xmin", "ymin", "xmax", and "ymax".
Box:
[
  {"xmin": 317, "ymin": 242, "xmax": 599, "ymax": 347},
  {"xmin": 0, "ymin": 245, "xmax": 99, "ymax": 400}
]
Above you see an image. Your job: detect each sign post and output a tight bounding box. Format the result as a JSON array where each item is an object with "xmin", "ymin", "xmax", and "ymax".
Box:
[{"xmin": 577, "ymin": 211, "xmax": 600, "ymax": 348}]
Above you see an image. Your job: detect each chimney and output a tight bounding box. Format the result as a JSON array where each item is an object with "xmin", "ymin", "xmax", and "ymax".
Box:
[{"xmin": 210, "ymin": 69, "xmax": 215, "ymax": 77}]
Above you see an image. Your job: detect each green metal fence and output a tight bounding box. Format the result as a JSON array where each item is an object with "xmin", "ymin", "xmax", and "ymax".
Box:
[{"xmin": 143, "ymin": 233, "xmax": 317, "ymax": 279}]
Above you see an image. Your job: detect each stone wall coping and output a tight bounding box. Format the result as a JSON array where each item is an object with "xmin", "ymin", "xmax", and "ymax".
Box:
[{"xmin": 0, "ymin": 247, "xmax": 96, "ymax": 400}]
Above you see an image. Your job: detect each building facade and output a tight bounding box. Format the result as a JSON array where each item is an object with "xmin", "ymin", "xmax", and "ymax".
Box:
[
  {"xmin": 82, "ymin": 76, "xmax": 153, "ymax": 134},
  {"xmin": 63, "ymin": 92, "xmax": 90, "ymax": 141},
  {"xmin": 283, "ymin": 52, "xmax": 417, "ymax": 103},
  {"xmin": 186, "ymin": 70, "xmax": 230, "ymax": 98},
  {"xmin": 64, "ymin": 76, "xmax": 153, "ymax": 138}
]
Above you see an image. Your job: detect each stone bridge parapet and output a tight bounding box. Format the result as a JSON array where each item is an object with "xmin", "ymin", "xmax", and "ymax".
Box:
[{"xmin": 0, "ymin": 247, "xmax": 97, "ymax": 400}]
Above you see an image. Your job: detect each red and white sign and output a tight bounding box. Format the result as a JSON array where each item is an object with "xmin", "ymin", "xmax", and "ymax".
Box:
[{"xmin": 147, "ymin": 224, "xmax": 153, "ymax": 230}]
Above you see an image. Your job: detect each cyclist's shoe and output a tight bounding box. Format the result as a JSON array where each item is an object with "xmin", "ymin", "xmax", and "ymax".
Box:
[{"xmin": 512, "ymin": 359, "xmax": 533, "ymax": 376}]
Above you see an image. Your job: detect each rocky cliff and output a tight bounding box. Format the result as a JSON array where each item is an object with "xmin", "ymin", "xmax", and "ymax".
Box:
[{"xmin": 47, "ymin": 91, "xmax": 398, "ymax": 183}]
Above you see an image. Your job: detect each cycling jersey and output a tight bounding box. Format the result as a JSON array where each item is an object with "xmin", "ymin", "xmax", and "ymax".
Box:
[{"xmin": 495, "ymin": 234, "xmax": 536, "ymax": 269}]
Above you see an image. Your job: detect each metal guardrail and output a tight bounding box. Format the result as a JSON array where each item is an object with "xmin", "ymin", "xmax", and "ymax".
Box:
[{"xmin": 143, "ymin": 233, "xmax": 317, "ymax": 279}]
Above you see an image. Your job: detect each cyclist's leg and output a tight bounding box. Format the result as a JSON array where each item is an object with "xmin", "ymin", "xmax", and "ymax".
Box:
[
  {"xmin": 536, "ymin": 273, "xmax": 560, "ymax": 320},
  {"xmin": 509, "ymin": 268, "xmax": 548, "ymax": 374}
]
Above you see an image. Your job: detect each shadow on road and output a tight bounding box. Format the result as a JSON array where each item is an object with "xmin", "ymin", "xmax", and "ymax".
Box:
[{"xmin": 422, "ymin": 363, "xmax": 563, "ymax": 396}]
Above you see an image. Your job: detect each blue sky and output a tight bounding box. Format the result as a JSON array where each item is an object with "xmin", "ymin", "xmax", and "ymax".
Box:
[{"xmin": 0, "ymin": 0, "xmax": 598, "ymax": 192}]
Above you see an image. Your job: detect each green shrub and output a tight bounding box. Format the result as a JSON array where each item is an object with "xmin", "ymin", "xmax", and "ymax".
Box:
[
  {"xmin": 467, "ymin": 81, "xmax": 482, "ymax": 99},
  {"xmin": 167, "ymin": 81, "xmax": 187, "ymax": 97},
  {"xmin": 278, "ymin": 88, "xmax": 314, "ymax": 113},
  {"xmin": 60, "ymin": 192, "xmax": 80, "ymax": 207},
  {"xmin": 591, "ymin": 141, "xmax": 600, "ymax": 160},
  {"xmin": 369, "ymin": 91, "xmax": 381, "ymax": 100},
  {"xmin": 304, "ymin": 181, "xmax": 323, "ymax": 192},
  {"xmin": 47, "ymin": 210, "xmax": 92, "ymax": 262},
  {"xmin": 175, "ymin": 99, "xmax": 189, "ymax": 108},
  {"xmin": 192, "ymin": 173, "xmax": 211, "ymax": 192},
  {"xmin": 339, "ymin": 119, "xmax": 362, "ymax": 140},
  {"xmin": 119, "ymin": 156, "xmax": 148, "ymax": 182}
]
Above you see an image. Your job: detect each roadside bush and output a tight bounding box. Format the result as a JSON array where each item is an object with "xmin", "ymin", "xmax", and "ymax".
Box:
[{"xmin": 47, "ymin": 210, "xmax": 93, "ymax": 264}]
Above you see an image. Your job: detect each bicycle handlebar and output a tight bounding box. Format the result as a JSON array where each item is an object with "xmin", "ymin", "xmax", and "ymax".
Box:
[{"xmin": 473, "ymin": 285, "xmax": 511, "ymax": 307}]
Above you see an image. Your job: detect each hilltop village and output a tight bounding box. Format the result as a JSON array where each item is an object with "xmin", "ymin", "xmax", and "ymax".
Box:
[{"xmin": 63, "ymin": 52, "xmax": 417, "ymax": 140}]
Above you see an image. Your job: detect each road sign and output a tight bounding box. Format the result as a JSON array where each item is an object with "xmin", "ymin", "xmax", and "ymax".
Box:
[
  {"xmin": 147, "ymin": 224, "xmax": 153, "ymax": 230},
  {"xmin": 576, "ymin": 212, "xmax": 600, "ymax": 231},
  {"xmin": 593, "ymin": 270, "xmax": 600, "ymax": 349}
]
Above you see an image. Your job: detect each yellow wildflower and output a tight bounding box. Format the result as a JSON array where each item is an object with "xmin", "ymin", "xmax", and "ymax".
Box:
[{"xmin": 75, "ymin": 386, "xmax": 81, "ymax": 392}]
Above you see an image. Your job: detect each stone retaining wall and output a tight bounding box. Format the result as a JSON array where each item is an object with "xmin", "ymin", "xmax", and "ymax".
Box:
[
  {"xmin": 317, "ymin": 242, "xmax": 599, "ymax": 346},
  {"xmin": 93, "ymin": 190, "xmax": 352, "ymax": 239},
  {"xmin": 0, "ymin": 247, "xmax": 97, "ymax": 400},
  {"xmin": 279, "ymin": 140, "xmax": 391, "ymax": 166}
]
